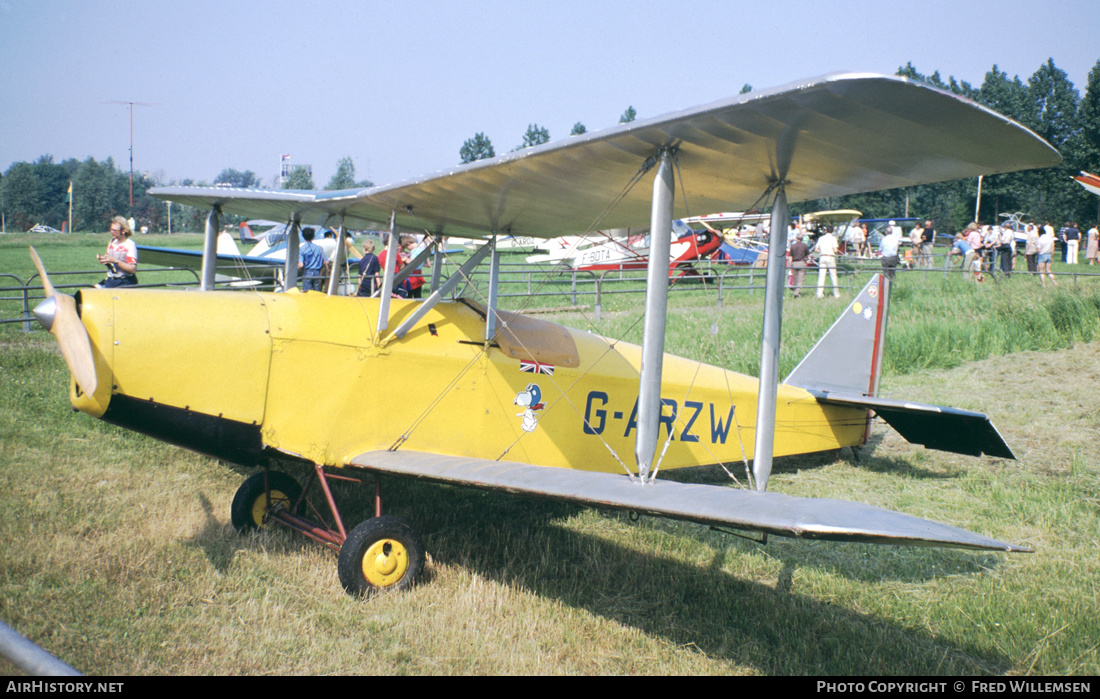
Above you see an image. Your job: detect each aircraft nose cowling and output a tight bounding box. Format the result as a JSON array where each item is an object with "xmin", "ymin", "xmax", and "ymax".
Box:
[{"xmin": 65, "ymin": 289, "xmax": 114, "ymax": 419}]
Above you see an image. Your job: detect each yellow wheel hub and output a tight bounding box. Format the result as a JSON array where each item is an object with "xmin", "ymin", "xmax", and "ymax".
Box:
[
  {"xmin": 251, "ymin": 489, "xmax": 291, "ymax": 527},
  {"xmin": 361, "ymin": 539, "xmax": 409, "ymax": 587}
]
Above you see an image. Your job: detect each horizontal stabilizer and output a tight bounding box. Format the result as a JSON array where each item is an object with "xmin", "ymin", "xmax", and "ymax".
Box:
[
  {"xmin": 810, "ymin": 391, "xmax": 1015, "ymax": 459},
  {"xmin": 351, "ymin": 451, "xmax": 1028, "ymax": 552}
]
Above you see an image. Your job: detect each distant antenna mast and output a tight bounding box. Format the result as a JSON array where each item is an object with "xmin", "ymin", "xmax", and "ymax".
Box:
[{"xmin": 106, "ymin": 101, "xmax": 156, "ymax": 212}]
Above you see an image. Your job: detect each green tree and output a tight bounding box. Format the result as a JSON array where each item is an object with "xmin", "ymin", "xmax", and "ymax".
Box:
[
  {"xmin": 974, "ymin": 66, "xmax": 1037, "ymax": 222},
  {"xmin": 281, "ymin": 165, "xmax": 315, "ymax": 190},
  {"xmin": 1078, "ymin": 60, "xmax": 1100, "ymax": 171},
  {"xmin": 896, "ymin": 63, "xmax": 949, "ymax": 90},
  {"xmin": 326, "ymin": 157, "xmax": 359, "ymax": 190},
  {"xmin": 570, "ymin": 122, "xmax": 586, "ymax": 136},
  {"xmin": 460, "ymin": 132, "xmax": 496, "ymax": 164},
  {"xmin": 520, "ymin": 124, "xmax": 550, "ymax": 149},
  {"xmin": 739, "ymin": 84, "xmax": 753, "ymax": 95},
  {"xmin": 1025, "ymin": 59, "xmax": 1082, "ymax": 223},
  {"xmin": 33, "ymin": 155, "xmax": 72, "ymax": 228},
  {"xmin": 72, "ymin": 157, "xmax": 126, "ymax": 231},
  {"xmin": 215, "ymin": 168, "xmax": 261, "ymax": 188},
  {"xmin": 1, "ymin": 162, "xmax": 41, "ymax": 230},
  {"xmin": 619, "ymin": 106, "xmax": 636, "ymax": 124}
]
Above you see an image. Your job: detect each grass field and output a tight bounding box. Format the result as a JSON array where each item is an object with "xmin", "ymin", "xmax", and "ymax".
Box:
[{"xmin": 1, "ymin": 233, "xmax": 1099, "ymax": 675}]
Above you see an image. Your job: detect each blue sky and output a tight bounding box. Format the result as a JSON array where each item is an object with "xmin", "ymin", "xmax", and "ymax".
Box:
[{"xmin": 2, "ymin": 0, "xmax": 1098, "ymax": 189}]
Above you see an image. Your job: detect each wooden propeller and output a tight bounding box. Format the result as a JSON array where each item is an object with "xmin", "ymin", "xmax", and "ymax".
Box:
[{"xmin": 29, "ymin": 247, "xmax": 98, "ymax": 396}]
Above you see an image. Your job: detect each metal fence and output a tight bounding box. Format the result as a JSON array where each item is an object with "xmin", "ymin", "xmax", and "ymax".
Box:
[
  {"xmin": 6, "ymin": 253, "xmax": 1099, "ymax": 331},
  {"xmin": 1, "ymin": 267, "xmax": 200, "ymax": 330}
]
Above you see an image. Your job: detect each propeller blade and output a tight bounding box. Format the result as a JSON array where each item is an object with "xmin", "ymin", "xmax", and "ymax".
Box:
[
  {"xmin": 28, "ymin": 247, "xmax": 98, "ymax": 396},
  {"xmin": 29, "ymin": 246, "xmax": 55, "ymax": 297}
]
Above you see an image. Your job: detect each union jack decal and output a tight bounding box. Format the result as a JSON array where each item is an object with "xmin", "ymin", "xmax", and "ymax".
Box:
[{"xmin": 519, "ymin": 360, "xmax": 554, "ymax": 375}]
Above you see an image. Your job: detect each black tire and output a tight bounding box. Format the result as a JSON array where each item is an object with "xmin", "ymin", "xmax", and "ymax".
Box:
[
  {"xmin": 337, "ymin": 516, "xmax": 424, "ymax": 596},
  {"xmin": 230, "ymin": 471, "xmax": 302, "ymax": 531}
]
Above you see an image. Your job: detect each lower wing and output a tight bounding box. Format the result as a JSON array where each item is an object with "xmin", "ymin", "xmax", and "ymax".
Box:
[{"xmin": 351, "ymin": 450, "xmax": 1028, "ymax": 552}]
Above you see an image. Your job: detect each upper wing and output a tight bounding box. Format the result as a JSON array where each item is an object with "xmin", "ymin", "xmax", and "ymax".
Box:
[
  {"xmin": 151, "ymin": 73, "xmax": 1059, "ymax": 240},
  {"xmin": 350, "ymin": 450, "xmax": 1029, "ymax": 552}
]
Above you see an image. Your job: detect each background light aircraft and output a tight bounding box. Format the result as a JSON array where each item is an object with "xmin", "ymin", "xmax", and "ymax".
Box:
[
  {"xmin": 565, "ymin": 221, "xmax": 723, "ymax": 273},
  {"xmin": 860, "ymin": 217, "xmax": 922, "ymax": 251},
  {"xmin": 31, "ymin": 73, "xmax": 1059, "ymax": 597},
  {"xmin": 533, "ymin": 213, "xmax": 770, "ymax": 272},
  {"xmin": 1075, "ymin": 170, "xmax": 1100, "ymax": 197},
  {"xmin": 138, "ymin": 222, "xmax": 355, "ymax": 289},
  {"xmin": 525, "ymin": 230, "xmax": 637, "ymax": 265}
]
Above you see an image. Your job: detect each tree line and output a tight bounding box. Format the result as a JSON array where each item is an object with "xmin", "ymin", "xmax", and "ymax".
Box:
[
  {"xmin": 456, "ymin": 61, "xmax": 1100, "ymax": 231},
  {"xmin": 789, "ymin": 59, "xmax": 1100, "ymax": 232},
  {"xmin": 0, "ymin": 155, "xmax": 372, "ymax": 234},
  {"xmin": 459, "ymin": 106, "xmax": 636, "ymax": 163},
  {"xmin": 4, "ymin": 58, "xmax": 1098, "ymax": 235}
]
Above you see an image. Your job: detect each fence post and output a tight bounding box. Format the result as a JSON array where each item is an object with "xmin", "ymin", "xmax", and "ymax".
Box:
[{"xmin": 594, "ymin": 276, "xmax": 602, "ymax": 324}]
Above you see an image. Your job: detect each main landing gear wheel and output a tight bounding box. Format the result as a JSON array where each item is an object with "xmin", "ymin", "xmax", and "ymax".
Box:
[
  {"xmin": 337, "ymin": 516, "xmax": 424, "ymax": 596},
  {"xmin": 230, "ymin": 471, "xmax": 303, "ymax": 531}
]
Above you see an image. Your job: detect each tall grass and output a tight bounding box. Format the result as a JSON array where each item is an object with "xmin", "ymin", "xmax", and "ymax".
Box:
[{"xmin": 540, "ymin": 266, "xmax": 1100, "ymax": 382}]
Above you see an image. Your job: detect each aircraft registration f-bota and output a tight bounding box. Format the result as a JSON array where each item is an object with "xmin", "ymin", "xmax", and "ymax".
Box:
[{"xmin": 32, "ymin": 73, "xmax": 1059, "ymax": 596}]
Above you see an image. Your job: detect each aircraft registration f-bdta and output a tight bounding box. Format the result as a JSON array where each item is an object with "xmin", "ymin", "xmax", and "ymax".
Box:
[{"xmin": 32, "ymin": 73, "xmax": 1059, "ymax": 596}]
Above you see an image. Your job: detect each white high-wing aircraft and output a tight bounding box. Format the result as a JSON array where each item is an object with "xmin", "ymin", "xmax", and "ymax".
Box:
[
  {"xmin": 31, "ymin": 73, "xmax": 1058, "ymax": 596},
  {"xmin": 529, "ymin": 214, "xmax": 770, "ymax": 272},
  {"xmin": 137, "ymin": 221, "xmax": 355, "ymax": 293}
]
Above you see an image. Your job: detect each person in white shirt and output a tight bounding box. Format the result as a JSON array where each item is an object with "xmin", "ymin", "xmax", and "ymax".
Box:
[
  {"xmin": 1037, "ymin": 227, "xmax": 1058, "ymax": 288},
  {"xmin": 95, "ymin": 216, "xmax": 138, "ymax": 288},
  {"xmin": 997, "ymin": 224, "xmax": 1016, "ymax": 277},
  {"xmin": 879, "ymin": 226, "xmax": 903, "ymax": 280},
  {"xmin": 907, "ymin": 222, "xmax": 922, "ymax": 266},
  {"xmin": 982, "ymin": 225, "xmax": 1000, "ymax": 277},
  {"xmin": 814, "ymin": 227, "xmax": 840, "ymax": 298}
]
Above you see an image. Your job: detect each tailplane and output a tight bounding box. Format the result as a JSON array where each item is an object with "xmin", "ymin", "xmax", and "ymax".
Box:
[{"xmin": 785, "ymin": 274, "xmax": 1014, "ymax": 459}]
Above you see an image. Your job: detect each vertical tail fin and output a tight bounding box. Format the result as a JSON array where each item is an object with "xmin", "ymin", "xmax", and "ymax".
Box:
[
  {"xmin": 216, "ymin": 231, "xmax": 243, "ymax": 257},
  {"xmin": 784, "ymin": 273, "xmax": 889, "ymax": 396}
]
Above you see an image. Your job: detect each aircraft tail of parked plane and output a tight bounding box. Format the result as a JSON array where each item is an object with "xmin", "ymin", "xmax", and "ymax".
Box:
[{"xmin": 1074, "ymin": 170, "xmax": 1100, "ymax": 197}]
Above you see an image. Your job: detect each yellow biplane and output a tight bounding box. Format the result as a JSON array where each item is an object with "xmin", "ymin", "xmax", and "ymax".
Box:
[{"xmin": 31, "ymin": 73, "xmax": 1059, "ymax": 596}]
